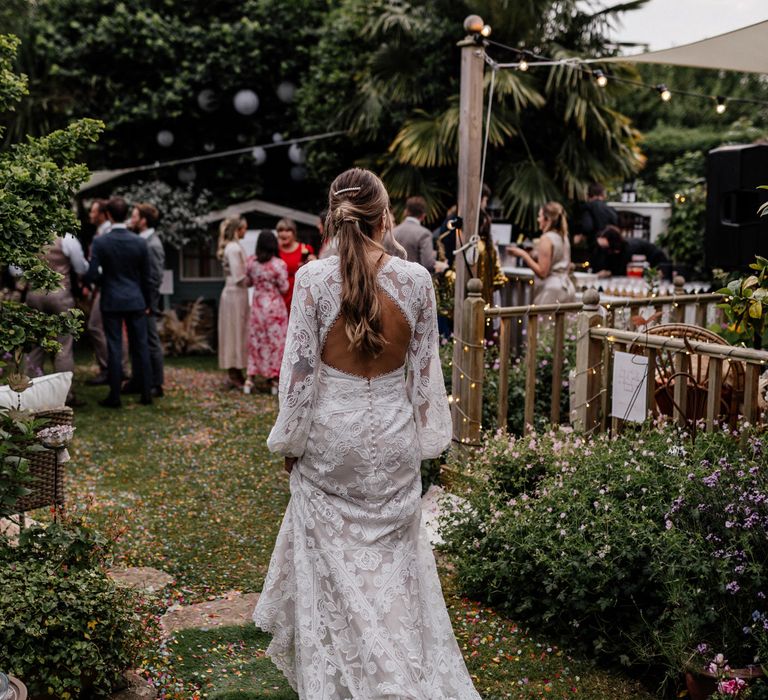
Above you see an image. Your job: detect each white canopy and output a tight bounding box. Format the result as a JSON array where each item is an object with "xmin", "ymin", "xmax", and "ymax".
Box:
[{"xmin": 602, "ymin": 20, "xmax": 768, "ymax": 74}]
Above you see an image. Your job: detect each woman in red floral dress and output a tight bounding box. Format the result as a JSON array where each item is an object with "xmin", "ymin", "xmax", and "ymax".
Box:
[{"xmin": 245, "ymin": 231, "xmax": 289, "ymax": 394}]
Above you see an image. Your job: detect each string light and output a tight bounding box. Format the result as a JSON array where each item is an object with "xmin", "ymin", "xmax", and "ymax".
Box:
[
  {"xmin": 593, "ymin": 69, "xmax": 608, "ymax": 88},
  {"xmin": 518, "ymin": 56, "xmax": 529, "ymax": 71},
  {"xmin": 715, "ymin": 96, "xmax": 727, "ymax": 114},
  {"xmin": 481, "ymin": 24, "xmax": 492, "ymax": 38},
  {"xmin": 656, "ymin": 84, "xmax": 672, "ymax": 102}
]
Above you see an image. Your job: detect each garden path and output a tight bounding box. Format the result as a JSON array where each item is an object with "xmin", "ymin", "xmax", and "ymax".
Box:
[{"xmin": 63, "ymin": 359, "xmax": 655, "ymax": 699}]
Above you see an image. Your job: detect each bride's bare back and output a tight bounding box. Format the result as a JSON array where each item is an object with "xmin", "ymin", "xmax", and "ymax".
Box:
[{"xmin": 320, "ymin": 256, "xmax": 412, "ymax": 378}]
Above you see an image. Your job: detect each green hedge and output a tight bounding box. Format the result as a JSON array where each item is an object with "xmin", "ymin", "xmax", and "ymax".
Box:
[{"xmin": 440, "ymin": 423, "xmax": 768, "ymax": 690}]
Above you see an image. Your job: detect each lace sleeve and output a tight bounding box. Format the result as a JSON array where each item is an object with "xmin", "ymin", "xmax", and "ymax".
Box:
[
  {"xmin": 406, "ymin": 268, "xmax": 452, "ymax": 460},
  {"xmin": 266, "ymin": 265, "xmax": 319, "ymax": 457}
]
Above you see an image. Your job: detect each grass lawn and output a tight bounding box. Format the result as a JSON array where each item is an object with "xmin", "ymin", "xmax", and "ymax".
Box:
[{"xmin": 59, "ymin": 355, "xmax": 655, "ymax": 699}]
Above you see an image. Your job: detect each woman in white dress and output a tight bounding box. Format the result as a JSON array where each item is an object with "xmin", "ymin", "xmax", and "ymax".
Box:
[
  {"xmin": 254, "ymin": 168, "xmax": 481, "ymax": 700},
  {"xmin": 507, "ymin": 201, "xmax": 576, "ymax": 304}
]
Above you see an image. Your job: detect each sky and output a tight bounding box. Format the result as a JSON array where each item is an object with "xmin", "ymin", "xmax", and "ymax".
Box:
[{"xmin": 609, "ymin": 0, "xmax": 767, "ymax": 51}]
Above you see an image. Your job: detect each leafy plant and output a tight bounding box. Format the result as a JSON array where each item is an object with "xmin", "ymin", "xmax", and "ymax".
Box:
[
  {"xmin": 159, "ymin": 298, "xmax": 213, "ymax": 356},
  {"xmin": 716, "ymin": 256, "xmax": 768, "ymax": 350},
  {"xmin": 0, "ymin": 33, "xmax": 99, "ymax": 373},
  {"xmin": 439, "ymin": 422, "xmax": 768, "ymax": 692},
  {"xmin": 115, "ymin": 180, "xmax": 211, "ymax": 249},
  {"xmin": 0, "ymin": 514, "xmax": 151, "ymax": 699}
]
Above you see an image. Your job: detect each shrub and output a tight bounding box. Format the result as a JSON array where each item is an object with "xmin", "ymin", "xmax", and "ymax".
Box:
[
  {"xmin": 0, "ymin": 517, "xmax": 150, "ymax": 698},
  {"xmin": 440, "ymin": 422, "xmax": 768, "ymax": 689}
]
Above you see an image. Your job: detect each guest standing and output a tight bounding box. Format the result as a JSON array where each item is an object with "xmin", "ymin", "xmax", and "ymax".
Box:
[
  {"xmin": 507, "ymin": 201, "xmax": 576, "ymax": 304},
  {"xmin": 84, "ymin": 197, "xmax": 153, "ymax": 408},
  {"xmin": 129, "ymin": 203, "xmax": 165, "ymax": 398},
  {"xmin": 217, "ymin": 217, "xmax": 249, "ymax": 389},
  {"xmin": 392, "ymin": 196, "xmax": 443, "ymax": 273},
  {"xmin": 85, "ymin": 198, "xmax": 112, "ymax": 385},
  {"xmin": 26, "ymin": 233, "xmax": 89, "ymax": 406},
  {"xmin": 244, "ymin": 231, "xmax": 289, "ymax": 395},
  {"xmin": 276, "ymin": 218, "xmax": 315, "ymax": 310}
]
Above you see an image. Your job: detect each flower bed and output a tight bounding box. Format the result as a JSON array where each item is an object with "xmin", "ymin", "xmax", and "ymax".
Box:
[{"xmin": 440, "ymin": 422, "xmax": 768, "ymax": 693}]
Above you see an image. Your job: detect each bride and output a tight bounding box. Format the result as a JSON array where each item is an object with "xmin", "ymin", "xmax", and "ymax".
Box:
[{"xmin": 253, "ymin": 168, "xmax": 481, "ymax": 699}]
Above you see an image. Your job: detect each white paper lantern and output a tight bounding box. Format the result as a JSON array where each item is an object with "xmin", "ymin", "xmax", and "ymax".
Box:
[
  {"xmin": 276, "ymin": 81, "xmax": 296, "ymax": 103},
  {"xmin": 233, "ymin": 89, "xmax": 259, "ymax": 115},
  {"xmin": 251, "ymin": 146, "xmax": 267, "ymax": 166},
  {"xmin": 204, "ymin": 142, "xmax": 216, "ymax": 152},
  {"xmin": 272, "ymin": 132, "xmax": 284, "ymax": 143},
  {"xmin": 156, "ymin": 130, "xmax": 174, "ymax": 147},
  {"xmin": 178, "ymin": 165, "xmax": 196, "ymax": 183},
  {"xmin": 290, "ymin": 165, "xmax": 307, "ymax": 182},
  {"xmin": 288, "ymin": 143, "xmax": 306, "ymax": 165},
  {"xmin": 197, "ymin": 89, "xmax": 219, "ymax": 112}
]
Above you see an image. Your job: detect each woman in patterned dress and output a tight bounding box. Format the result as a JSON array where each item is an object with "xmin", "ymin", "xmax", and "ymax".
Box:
[
  {"xmin": 253, "ymin": 168, "xmax": 481, "ymax": 699},
  {"xmin": 245, "ymin": 231, "xmax": 289, "ymax": 395}
]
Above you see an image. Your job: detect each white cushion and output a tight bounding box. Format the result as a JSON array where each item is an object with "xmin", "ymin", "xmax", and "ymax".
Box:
[{"xmin": 0, "ymin": 371, "xmax": 72, "ymax": 412}]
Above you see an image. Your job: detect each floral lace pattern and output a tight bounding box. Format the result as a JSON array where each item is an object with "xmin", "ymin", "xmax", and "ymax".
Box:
[{"xmin": 255, "ymin": 257, "xmax": 478, "ymax": 698}]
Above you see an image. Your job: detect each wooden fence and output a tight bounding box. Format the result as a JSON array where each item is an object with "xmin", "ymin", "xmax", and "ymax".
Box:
[{"xmin": 452, "ymin": 282, "xmax": 767, "ymax": 443}]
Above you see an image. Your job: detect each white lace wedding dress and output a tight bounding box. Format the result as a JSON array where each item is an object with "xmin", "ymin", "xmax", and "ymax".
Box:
[{"xmin": 253, "ymin": 255, "xmax": 481, "ymax": 699}]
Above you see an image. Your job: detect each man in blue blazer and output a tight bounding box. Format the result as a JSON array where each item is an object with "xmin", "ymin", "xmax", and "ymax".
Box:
[{"xmin": 85, "ymin": 196, "xmax": 153, "ymax": 408}]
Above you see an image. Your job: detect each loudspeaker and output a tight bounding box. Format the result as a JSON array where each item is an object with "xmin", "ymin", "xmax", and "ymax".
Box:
[{"xmin": 706, "ymin": 143, "xmax": 768, "ymax": 271}]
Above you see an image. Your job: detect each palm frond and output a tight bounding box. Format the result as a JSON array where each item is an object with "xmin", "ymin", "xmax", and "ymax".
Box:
[
  {"xmin": 497, "ymin": 159, "xmax": 562, "ymax": 229},
  {"xmin": 491, "ymin": 69, "xmax": 546, "ymax": 111}
]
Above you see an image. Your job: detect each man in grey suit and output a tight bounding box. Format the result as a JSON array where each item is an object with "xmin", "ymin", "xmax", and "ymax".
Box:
[
  {"xmin": 392, "ymin": 196, "xmax": 446, "ymax": 273},
  {"xmin": 129, "ymin": 203, "xmax": 165, "ymax": 398}
]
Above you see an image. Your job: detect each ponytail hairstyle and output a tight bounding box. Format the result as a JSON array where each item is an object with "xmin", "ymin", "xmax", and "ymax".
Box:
[
  {"xmin": 540, "ymin": 201, "xmax": 568, "ymax": 239},
  {"xmin": 325, "ymin": 168, "xmax": 392, "ymax": 357},
  {"xmin": 217, "ymin": 216, "xmax": 244, "ymax": 261}
]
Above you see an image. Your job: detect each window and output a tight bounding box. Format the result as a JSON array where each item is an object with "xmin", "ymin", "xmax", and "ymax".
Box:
[{"xmin": 180, "ymin": 238, "xmax": 223, "ymax": 280}]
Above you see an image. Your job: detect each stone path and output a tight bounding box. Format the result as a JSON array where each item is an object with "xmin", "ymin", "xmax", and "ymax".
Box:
[{"xmin": 160, "ymin": 590, "xmax": 261, "ymax": 636}]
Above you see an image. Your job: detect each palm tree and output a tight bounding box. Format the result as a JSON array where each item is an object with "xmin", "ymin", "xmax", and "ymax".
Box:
[{"xmin": 300, "ymin": 0, "xmax": 648, "ymax": 227}]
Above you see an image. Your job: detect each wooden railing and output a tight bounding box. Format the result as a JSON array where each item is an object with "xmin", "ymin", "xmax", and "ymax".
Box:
[
  {"xmin": 572, "ymin": 290, "xmax": 768, "ymax": 435},
  {"xmin": 451, "ymin": 281, "xmax": 734, "ymax": 443}
]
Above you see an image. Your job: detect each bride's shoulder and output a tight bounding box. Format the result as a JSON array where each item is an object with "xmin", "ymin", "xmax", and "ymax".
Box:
[{"xmin": 387, "ymin": 256, "xmax": 432, "ymax": 286}]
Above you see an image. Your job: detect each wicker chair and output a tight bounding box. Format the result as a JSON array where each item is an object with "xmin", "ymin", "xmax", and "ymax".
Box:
[
  {"xmin": 13, "ymin": 406, "xmax": 72, "ymax": 513},
  {"xmin": 628, "ymin": 324, "xmax": 745, "ymax": 425}
]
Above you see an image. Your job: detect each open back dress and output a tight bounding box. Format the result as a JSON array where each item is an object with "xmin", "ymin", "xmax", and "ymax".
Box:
[{"xmin": 253, "ymin": 254, "xmax": 481, "ymax": 699}]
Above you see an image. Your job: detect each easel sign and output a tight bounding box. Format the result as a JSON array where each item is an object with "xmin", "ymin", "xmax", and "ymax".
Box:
[{"xmin": 611, "ymin": 351, "xmax": 648, "ymax": 423}]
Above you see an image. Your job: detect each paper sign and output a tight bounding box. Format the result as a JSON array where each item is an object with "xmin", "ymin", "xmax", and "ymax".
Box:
[
  {"xmin": 611, "ymin": 351, "xmax": 648, "ymax": 423},
  {"xmin": 159, "ymin": 269, "xmax": 174, "ymax": 296},
  {"xmin": 491, "ymin": 223, "xmax": 512, "ymax": 245}
]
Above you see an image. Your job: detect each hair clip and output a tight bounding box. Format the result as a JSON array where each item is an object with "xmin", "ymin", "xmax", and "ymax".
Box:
[{"xmin": 333, "ymin": 186, "xmax": 362, "ymax": 196}]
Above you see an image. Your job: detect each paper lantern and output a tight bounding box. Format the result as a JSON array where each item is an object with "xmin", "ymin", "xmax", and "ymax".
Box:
[
  {"xmin": 156, "ymin": 130, "xmax": 174, "ymax": 147},
  {"xmin": 277, "ymin": 81, "xmax": 296, "ymax": 103},
  {"xmin": 233, "ymin": 89, "xmax": 259, "ymax": 115},
  {"xmin": 251, "ymin": 146, "xmax": 267, "ymax": 165},
  {"xmin": 197, "ymin": 89, "xmax": 219, "ymax": 112},
  {"xmin": 288, "ymin": 143, "xmax": 306, "ymax": 164}
]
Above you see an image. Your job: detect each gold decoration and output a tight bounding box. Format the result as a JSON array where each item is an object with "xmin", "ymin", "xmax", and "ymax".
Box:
[{"xmin": 7, "ymin": 371, "xmax": 31, "ymax": 393}]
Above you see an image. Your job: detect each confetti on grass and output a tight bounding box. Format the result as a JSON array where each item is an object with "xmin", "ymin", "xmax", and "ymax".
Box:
[{"xmin": 59, "ymin": 360, "xmax": 654, "ymax": 699}]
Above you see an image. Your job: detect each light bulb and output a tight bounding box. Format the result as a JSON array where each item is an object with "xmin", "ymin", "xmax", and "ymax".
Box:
[
  {"xmin": 715, "ymin": 96, "xmax": 727, "ymax": 114},
  {"xmin": 518, "ymin": 58, "xmax": 529, "ymax": 72},
  {"xmin": 481, "ymin": 24, "xmax": 492, "ymax": 37},
  {"xmin": 594, "ymin": 69, "xmax": 608, "ymax": 88},
  {"xmin": 656, "ymin": 84, "xmax": 672, "ymax": 102}
]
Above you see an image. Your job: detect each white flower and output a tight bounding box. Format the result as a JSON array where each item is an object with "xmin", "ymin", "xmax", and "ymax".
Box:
[{"xmin": 353, "ymin": 549, "xmax": 382, "ymax": 572}]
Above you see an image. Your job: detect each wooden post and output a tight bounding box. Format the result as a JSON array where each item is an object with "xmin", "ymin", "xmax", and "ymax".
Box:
[
  {"xmin": 550, "ymin": 311, "xmax": 565, "ymax": 425},
  {"xmin": 744, "ymin": 363, "xmax": 760, "ymax": 425},
  {"xmin": 706, "ymin": 357, "xmax": 723, "ymax": 431},
  {"xmin": 646, "ymin": 347, "xmax": 657, "ymax": 420},
  {"xmin": 456, "ymin": 278, "xmax": 486, "ymax": 444},
  {"xmin": 572, "ymin": 289, "xmax": 604, "ymax": 433},
  {"xmin": 451, "ymin": 18, "xmax": 485, "ymax": 420},
  {"xmin": 671, "ymin": 275, "xmax": 686, "ymax": 324},
  {"xmin": 695, "ymin": 301, "xmax": 708, "ymax": 329},
  {"xmin": 523, "ymin": 313, "xmax": 539, "ymax": 434},
  {"xmin": 497, "ymin": 317, "xmax": 512, "ymax": 430},
  {"xmin": 673, "ymin": 352, "xmax": 689, "ymax": 427}
]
